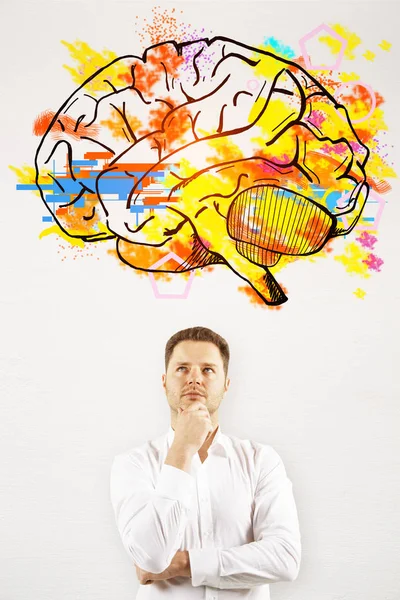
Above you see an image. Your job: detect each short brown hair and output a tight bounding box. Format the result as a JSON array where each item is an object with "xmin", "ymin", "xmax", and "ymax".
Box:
[{"xmin": 165, "ymin": 326, "xmax": 230, "ymax": 376}]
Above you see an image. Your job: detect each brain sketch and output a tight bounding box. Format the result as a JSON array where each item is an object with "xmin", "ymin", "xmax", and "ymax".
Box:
[{"xmin": 35, "ymin": 35, "xmax": 370, "ymax": 305}]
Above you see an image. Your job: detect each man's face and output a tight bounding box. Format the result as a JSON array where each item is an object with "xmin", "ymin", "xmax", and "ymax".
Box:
[{"xmin": 162, "ymin": 341, "xmax": 230, "ymax": 416}]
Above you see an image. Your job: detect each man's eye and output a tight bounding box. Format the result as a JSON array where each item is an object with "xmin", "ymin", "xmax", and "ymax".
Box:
[
  {"xmin": 204, "ymin": 367, "xmax": 214, "ymax": 373},
  {"xmin": 177, "ymin": 366, "xmax": 186, "ymax": 371}
]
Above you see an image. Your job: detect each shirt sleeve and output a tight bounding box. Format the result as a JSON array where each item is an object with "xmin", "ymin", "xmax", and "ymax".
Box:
[
  {"xmin": 110, "ymin": 452, "xmax": 196, "ymax": 574},
  {"xmin": 189, "ymin": 447, "xmax": 301, "ymax": 589}
]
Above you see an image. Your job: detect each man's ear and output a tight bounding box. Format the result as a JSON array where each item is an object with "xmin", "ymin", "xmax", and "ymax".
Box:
[
  {"xmin": 224, "ymin": 376, "xmax": 231, "ymax": 393},
  {"xmin": 162, "ymin": 374, "xmax": 166, "ymax": 390}
]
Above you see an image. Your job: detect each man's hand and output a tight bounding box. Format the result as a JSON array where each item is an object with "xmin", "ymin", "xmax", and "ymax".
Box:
[
  {"xmin": 135, "ymin": 550, "xmax": 191, "ymax": 585},
  {"xmin": 173, "ymin": 401, "xmax": 213, "ymax": 454}
]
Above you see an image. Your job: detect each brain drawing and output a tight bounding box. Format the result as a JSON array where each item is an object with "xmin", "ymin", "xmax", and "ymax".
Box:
[{"xmin": 36, "ymin": 36, "xmax": 370, "ymax": 305}]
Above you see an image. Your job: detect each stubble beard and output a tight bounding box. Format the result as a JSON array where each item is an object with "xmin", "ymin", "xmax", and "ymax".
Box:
[{"xmin": 166, "ymin": 384, "xmax": 225, "ymax": 416}]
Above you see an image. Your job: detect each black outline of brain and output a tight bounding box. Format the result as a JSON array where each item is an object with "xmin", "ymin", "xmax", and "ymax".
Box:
[{"xmin": 36, "ymin": 36, "xmax": 370, "ymax": 305}]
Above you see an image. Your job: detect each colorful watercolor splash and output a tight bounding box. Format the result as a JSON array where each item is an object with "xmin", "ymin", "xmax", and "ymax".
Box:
[{"xmin": 12, "ymin": 13, "xmax": 396, "ymax": 306}]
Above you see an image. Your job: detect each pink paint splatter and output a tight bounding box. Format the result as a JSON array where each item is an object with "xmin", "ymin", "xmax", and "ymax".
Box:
[
  {"xmin": 199, "ymin": 236, "xmax": 211, "ymax": 249},
  {"xmin": 321, "ymin": 142, "xmax": 348, "ymax": 155},
  {"xmin": 356, "ymin": 231, "xmax": 377, "ymax": 249},
  {"xmin": 362, "ymin": 253, "xmax": 384, "ymax": 272},
  {"xmin": 349, "ymin": 140, "xmax": 366, "ymax": 154},
  {"xmin": 308, "ymin": 110, "xmax": 326, "ymax": 128}
]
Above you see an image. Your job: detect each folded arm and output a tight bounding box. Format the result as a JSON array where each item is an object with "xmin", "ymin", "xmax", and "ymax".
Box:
[
  {"xmin": 110, "ymin": 453, "xmax": 195, "ymax": 574},
  {"xmin": 189, "ymin": 449, "xmax": 301, "ymax": 589}
]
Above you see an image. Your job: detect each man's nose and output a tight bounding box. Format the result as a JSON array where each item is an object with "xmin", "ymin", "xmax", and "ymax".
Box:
[{"xmin": 187, "ymin": 367, "xmax": 202, "ymax": 385}]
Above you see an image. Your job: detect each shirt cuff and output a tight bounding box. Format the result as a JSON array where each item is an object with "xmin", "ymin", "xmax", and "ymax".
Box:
[
  {"xmin": 189, "ymin": 548, "xmax": 220, "ymax": 588},
  {"xmin": 155, "ymin": 464, "xmax": 195, "ymax": 511}
]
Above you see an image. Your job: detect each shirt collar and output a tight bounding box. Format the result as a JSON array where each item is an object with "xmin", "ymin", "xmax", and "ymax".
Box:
[{"xmin": 167, "ymin": 424, "xmax": 230, "ymax": 458}]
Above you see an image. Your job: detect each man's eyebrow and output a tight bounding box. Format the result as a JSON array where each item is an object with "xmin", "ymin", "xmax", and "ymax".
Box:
[{"xmin": 174, "ymin": 361, "xmax": 218, "ymax": 367}]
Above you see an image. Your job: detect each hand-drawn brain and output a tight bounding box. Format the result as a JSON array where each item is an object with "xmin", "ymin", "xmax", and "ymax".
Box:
[{"xmin": 36, "ymin": 36, "xmax": 370, "ymax": 305}]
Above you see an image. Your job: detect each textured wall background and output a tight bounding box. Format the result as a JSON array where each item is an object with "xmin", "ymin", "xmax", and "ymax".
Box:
[{"xmin": 1, "ymin": 1, "xmax": 399, "ymax": 599}]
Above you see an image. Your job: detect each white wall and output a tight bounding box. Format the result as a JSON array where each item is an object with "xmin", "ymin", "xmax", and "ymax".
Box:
[{"xmin": 1, "ymin": 1, "xmax": 399, "ymax": 599}]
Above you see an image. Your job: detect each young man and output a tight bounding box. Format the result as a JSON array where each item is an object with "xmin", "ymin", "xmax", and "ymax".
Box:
[{"xmin": 110, "ymin": 326, "xmax": 301, "ymax": 599}]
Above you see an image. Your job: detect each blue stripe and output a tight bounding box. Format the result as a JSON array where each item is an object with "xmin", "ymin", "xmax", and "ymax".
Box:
[{"xmin": 130, "ymin": 205, "xmax": 168, "ymax": 212}]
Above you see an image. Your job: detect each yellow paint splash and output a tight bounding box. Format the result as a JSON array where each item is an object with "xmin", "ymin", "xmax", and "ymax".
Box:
[
  {"xmin": 9, "ymin": 164, "xmax": 50, "ymax": 196},
  {"xmin": 39, "ymin": 225, "xmax": 85, "ymax": 248},
  {"xmin": 363, "ymin": 149, "xmax": 397, "ymax": 182},
  {"xmin": 321, "ymin": 24, "xmax": 361, "ymax": 60},
  {"xmin": 379, "ymin": 40, "xmax": 392, "ymax": 51},
  {"xmin": 353, "ymin": 288, "xmax": 366, "ymax": 299},
  {"xmin": 363, "ymin": 50, "xmax": 376, "ymax": 62},
  {"xmin": 339, "ymin": 72, "xmax": 361, "ymax": 83},
  {"xmin": 61, "ymin": 40, "xmax": 124, "ymax": 92},
  {"xmin": 39, "ymin": 221, "xmax": 111, "ymax": 248},
  {"xmin": 335, "ymin": 242, "xmax": 371, "ymax": 277},
  {"xmin": 249, "ymin": 94, "xmax": 299, "ymax": 144},
  {"xmin": 252, "ymin": 51, "xmax": 286, "ymax": 81}
]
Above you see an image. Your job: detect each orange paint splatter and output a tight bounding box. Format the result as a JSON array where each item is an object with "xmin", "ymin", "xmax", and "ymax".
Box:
[
  {"xmin": 134, "ymin": 45, "xmax": 184, "ymax": 99},
  {"xmin": 368, "ymin": 179, "xmax": 392, "ymax": 194},
  {"xmin": 323, "ymin": 238, "xmax": 335, "ymax": 253},
  {"xmin": 117, "ymin": 70, "xmax": 135, "ymax": 86},
  {"xmin": 101, "ymin": 108, "xmax": 142, "ymax": 141},
  {"xmin": 115, "ymin": 237, "xmax": 192, "ymax": 274},
  {"xmin": 33, "ymin": 110, "xmax": 55, "ymax": 136},
  {"xmin": 238, "ymin": 284, "xmax": 267, "ymax": 306},
  {"xmin": 54, "ymin": 195, "xmax": 107, "ymax": 237},
  {"xmin": 112, "ymin": 233, "xmax": 219, "ymax": 276},
  {"xmin": 52, "ymin": 114, "xmax": 100, "ymax": 140},
  {"xmin": 338, "ymin": 83, "xmax": 374, "ymax": 107},
  {"xmin": 140, "ymin": 99, "xmax": 174, "ymax": 133},
  {"xmin": 33, "ymin": 110, "xmax": 100, "ymax": 140},
  {"xmin": 136, "ymin": 6, "xmax": 186, "ymax": 47}
]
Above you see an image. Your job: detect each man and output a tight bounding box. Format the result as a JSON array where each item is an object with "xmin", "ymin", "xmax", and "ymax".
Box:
[{"xmin": 110, "ymin": 326, "xmax": 301, "ymax": 599}]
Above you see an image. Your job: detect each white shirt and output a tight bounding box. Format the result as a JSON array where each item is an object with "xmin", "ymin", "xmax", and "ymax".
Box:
[{"xmin": 110, "ymin": 425, "xmax": 301, "ymax": 599}]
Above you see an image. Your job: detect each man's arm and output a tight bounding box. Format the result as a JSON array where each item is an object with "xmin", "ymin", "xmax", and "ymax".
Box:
[
  {"xmin": 110, "ymin": 442, "xmax": 195, "ymax": 574},
  {"xmin": 135, "ymin": 550, "xmax": 191, "ymax": 585},
  {"xmin": 188, "ymin": 447, "xmax": 301, "ymax": 589},
  {"xmin": 111, "ymin": 402, "xmax": 213, "ymax": 576}
]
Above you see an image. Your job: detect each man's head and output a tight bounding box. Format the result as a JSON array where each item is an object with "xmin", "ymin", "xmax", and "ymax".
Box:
[{"xmin": 162, "ymin": 327, "xmax": 230, "ymax": 423}]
